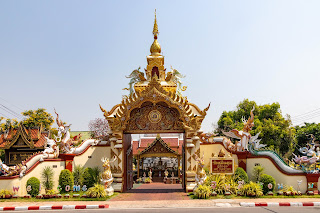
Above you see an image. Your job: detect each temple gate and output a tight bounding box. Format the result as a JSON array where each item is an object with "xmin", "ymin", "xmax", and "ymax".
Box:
[{"xmin": 99, "ymin": 11, "xmax": 210, "ymax": 192}]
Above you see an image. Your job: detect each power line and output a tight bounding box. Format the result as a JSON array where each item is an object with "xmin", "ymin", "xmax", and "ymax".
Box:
[
  {"xmin": 293, "ymin": 114, "xmax": 320, "ymax": 126},
  {"xmin": 292, "ymin": 108, "xmax": 320, "ymax": 118},
  {"xmin": 291, "ymin": 111, "xmax": 320, "ymax": 122},
  {"xmin": 0, "ymin": 104, "xmax": 23, "ymax": 118},
  {"xmin": 0, "ymin": 97, "xmax": 25, "ymax": 112},
  {"xmin": 0, "ymin": 105, "xmax": 24, "ymax": 120}
]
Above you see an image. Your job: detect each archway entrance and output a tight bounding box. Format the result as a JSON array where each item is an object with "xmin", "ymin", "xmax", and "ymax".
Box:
[
  {"xmin": 124, "ymin": 134, "xmax": 185, "ymax": 193},
  {"xmin": 100, "ymin": 77, "xmax": 210, "ymax": 193},
  {"xmin": 123, "ymin": 133, "xmax": 185, "ymax": 191},
  {"xmin": 99, "ymin": 13, "xmax": 210, "ymax": 193}
]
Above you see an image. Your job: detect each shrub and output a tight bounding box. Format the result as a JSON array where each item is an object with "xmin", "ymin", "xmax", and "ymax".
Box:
[
  {"xmin": 239, "ymin": 181, "xmax": 263, "ymax": 197},
  {"xmin": 87, "ymin": 184, "xmax": 106, "ymax": 198},
  {"xmin": 73, "ymin": 165, "xmax": 84, "ymax": 185},
  {"xmin": 83, "ymin": 167, "xmax": 101, "ymax": 188},
  {"xmin": 26, "ymin": 177, "xmax": 40, "ymax": 197},
  {"xmin": 145, "ymin": 177, "xmax": 152, "ymax": 183},
  {"xmin": 194, "ymin": 185, "xmax": 211, "ymax": 199},
  {"xmin": 59, "ymin": 169, "xmax": 74, "ymax": 193},
  {"xmin": 284, "ymin": 185, "xmax": 297, "ymax": 195},
  {"xmin": 45, "ymin": 189, "xmax": 57, "ymax": 195},
  {"xmin": 0, "ymin": 189, "xmax": 13, "ymax": 198},
  {"xmin": 41, "ymin": 166, "xmax": 54, "ymax": 193},
  {"xmin": 233, "ymin": 167, "xmax": 249, "ymax": 183},
  {"xmin": 204, "ymin": 174, "xmax": 238, "ymax": 195},
  {"xmin": 252, "ymin": 165, "xmax": 264, "ymax": 182},
  {"xmin": 260, "ymin": 174, "xmax": 276, "ymax": 194},
  {"xmin": 83, "ymin": 168, "xmax": 95, "ymax": 188}
]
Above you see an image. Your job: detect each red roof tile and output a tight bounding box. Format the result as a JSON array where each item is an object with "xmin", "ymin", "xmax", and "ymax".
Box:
[
  {"xmin": 0, "ymin": 126, "xmax": 48, "ymax": 149},
  {"xmin": 133, "ymin": 137, "xmax": 183, "ymax": 155}
]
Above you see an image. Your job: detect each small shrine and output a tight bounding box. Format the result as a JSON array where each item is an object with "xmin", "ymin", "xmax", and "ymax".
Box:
[
  {"xmin": 133, "ymin": 135, "xmax": 182, "ymax": 182},
  {"xmin": 0, "ymin": 123, "xmax": 48, "ymax": 165}
]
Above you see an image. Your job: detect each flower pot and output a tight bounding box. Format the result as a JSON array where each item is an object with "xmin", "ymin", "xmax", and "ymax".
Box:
[
  {"xmin": 43, "ymin": 194, "xmax": 51, "ymax": 199},
  {"xmin": 81, "ymin": 194, "xmax": 87, "ymax": 198},
  {"xmin": 12, "ymin": 195, "xmax": 18, "ymax": 199},
  {"xmin": 24, "ymin": 195, "xmax": 31, "ymax": 199},
  {"xmin": 56, "ymin": 194, "xmax": 62, "ymax": 198},
  {"xmin": 64, "ymin": 194, "xmax": 70, "ymax": 198},
  {"xmin": 307, "ymin": 191, "xmax": 314, "ymax": 196},
  {"xmin": 267, "ymin": 191, "xmax": 274, "ymax": 196},
  {"xmin": 224, "ymin": 191, "xmax": 231, "ymax": 196},
  {"xmin": 36, "ymin": 195, "xmax": 43, "ymax": 199},
  {"xmin": 4, "ymin": 195, "xmax": 12, "ymax": 199},
  {"xmin": 72, "ymin": 194, "xmax": 80, "ymax": 198}
]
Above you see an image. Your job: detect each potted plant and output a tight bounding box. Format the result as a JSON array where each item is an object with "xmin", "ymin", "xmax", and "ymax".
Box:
[
  {"xmin": 145, "ymin": 177, "xmax": 152, "ymax": 184},
  {"xmin": 0, "ymin": 190, "xmax": 13, "ymax": 199}
]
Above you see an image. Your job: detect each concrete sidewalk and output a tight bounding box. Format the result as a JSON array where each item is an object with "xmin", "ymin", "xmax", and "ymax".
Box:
[{"xmin": 0, "ymin": 198, "xmax": 320, "ymax": 208}]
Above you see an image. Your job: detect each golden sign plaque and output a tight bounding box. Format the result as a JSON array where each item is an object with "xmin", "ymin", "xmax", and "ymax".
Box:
[
  {"xmin": 148, "ymin": 110, "xmax": 162, "ymax": 123},
  {"xmin": 210, "ymin": 157, "xmax": 234, "ymax": 174}
]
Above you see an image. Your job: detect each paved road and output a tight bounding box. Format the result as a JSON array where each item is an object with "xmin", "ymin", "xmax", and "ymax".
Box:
[{"xmin": 11, "ymin": 207, "xmax": 320, "ymax": 213}]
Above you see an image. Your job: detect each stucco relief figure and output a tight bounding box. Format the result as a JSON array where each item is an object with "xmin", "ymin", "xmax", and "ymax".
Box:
[
  {"xmin": 40, "ymin": 137, "xmax": 59, "ymax": 161},
  {"xmin": 101, "ymin": 156, "xmax": 116, "ymax": 195},
  {"xmin": 0, "ymin": 159, "xmax": 16, "ymax": 176},
  {"xmin": 54, "ymin": 109, "xmax": 73, "ymax": 153},
  {"xmin": 194, "ymin": 153, "xmax": 207, "ymax": 186},
  {"xmin": 292, "ymin": 134, "xmax": 319, "ymax": 166},
  {"xmin": 223, "ymin": 107, "xmax": 262, "ymax": 151},
  {"xmin": 123, "ymin": 67, "xmax": 146, "ymax": 95}
]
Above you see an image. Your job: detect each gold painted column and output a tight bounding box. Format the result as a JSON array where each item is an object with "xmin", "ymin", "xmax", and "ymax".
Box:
[{"xmin": 177, "ymin": 156, "xmax": 180, "ymax": 177}]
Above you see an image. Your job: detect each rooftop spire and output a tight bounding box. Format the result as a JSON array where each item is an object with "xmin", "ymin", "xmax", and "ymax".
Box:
[
  {"xmin": 150, "ymin": 9, "xmax": 161, "ymax": 56},
  {"xmin": 152, "ymin": 9, "xmax": 159, "ymax": 39}
]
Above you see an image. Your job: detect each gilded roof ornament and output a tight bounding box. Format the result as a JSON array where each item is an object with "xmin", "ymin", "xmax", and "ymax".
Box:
[
  {"xmin": 150, "ymin": 9, "xmax": 161, "ymax": 56},
  {"xmin": 153, "ymin": 9, "xmax": 159, "ymax": 38}
]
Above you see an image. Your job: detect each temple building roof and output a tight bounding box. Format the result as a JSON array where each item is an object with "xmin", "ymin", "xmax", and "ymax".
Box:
[
  {"xmin": 0, "ymin": 123, "xmax": 49, "ymax": 149},
  {"xmin": 133, "ymin": 136, "xmax": 183, "ymax": 156}
]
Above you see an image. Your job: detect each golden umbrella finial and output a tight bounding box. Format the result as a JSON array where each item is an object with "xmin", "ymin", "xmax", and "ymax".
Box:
[
  {"xmin": 150, "ymin": 9, "xmax": 161, "ymax": 55},
  {"xmin": 153, "ymin": 9, "xmax": 159, "ymax": 39}
]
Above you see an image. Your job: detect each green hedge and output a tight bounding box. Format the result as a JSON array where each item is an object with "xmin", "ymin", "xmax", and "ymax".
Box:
[
  {"xmin": 234, "ymin": 167, "xmax": 249, "ymax": 183},
  {"xmin": 260, "ymin": 174, "xmax": 276, "ymax": 194},
  {"xmin": 26, "ymin": 177, "xmax": 40, "ymax": 197},
  {"xmin": 83, "ymin": 167, "xmax": 101, "ymax": 188},
  {"xmin": 59, "ymin": 169, "xmax": 74, "ymax": 193}
]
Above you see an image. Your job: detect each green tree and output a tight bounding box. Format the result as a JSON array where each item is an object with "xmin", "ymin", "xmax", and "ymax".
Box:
[
  {"xmin": 59, "ymin": 169, "xmax": 74, "ymax": 193},
  {"xmin": 216, "ymin": 99, "xmax": 296, "ymax": 156},
  {"xmin": 73, "ymin": 165, "xmax": 84, "ymax": 186},
  {"xmin": 22, "ymin": 108, "xmax": 54, "ymax": 130},
  {"xmin": 26, "ymin": 177, "xmax": 40, "ymax": 197},
  {"xmin": 0, "ymin": 117, "xmax": 18, "ymax": 131},
  {"xmin": 41, "ymin": 166, "xmax": 54, "ymax": 193},
  {"xmin": 295, "ymin": 123, "xmax": 320, "ymax": 148}
]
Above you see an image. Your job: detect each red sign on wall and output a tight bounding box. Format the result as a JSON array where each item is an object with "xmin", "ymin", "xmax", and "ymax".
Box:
[{"xmin": 211, "ymin": 159, "xmax": 233, "ymax": 174}]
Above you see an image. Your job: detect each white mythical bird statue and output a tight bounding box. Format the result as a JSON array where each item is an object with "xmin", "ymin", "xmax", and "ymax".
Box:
[
  {"xmin": 165, "ymin": 66, "xmax": 187, "ymax": 96},
  {"xmin": 123, "ymin": 67, "xmax": 146, "ymax": 95},
  {"xmin": 223, "ymin": 107, "xmax": 264, "ymax": 151}
]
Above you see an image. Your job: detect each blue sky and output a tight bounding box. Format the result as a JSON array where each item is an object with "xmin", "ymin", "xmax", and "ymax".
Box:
[{"xmin": 0, "ymin": 1, "xmax": 320, "ymax": 131}]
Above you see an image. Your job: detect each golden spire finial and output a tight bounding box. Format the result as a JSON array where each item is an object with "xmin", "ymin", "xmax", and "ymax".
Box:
[
  {"xmin": 153, "ymin": 9, "xmax": 159, "ymax": 39},
  {"xmin": 150, "ymin": 9, "xmax": 161, "ymax": 55}
]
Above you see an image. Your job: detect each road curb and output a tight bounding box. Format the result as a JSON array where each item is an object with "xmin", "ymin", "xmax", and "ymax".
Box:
[
  {"xmin": 0, "ymin": 204, "xmax": 108, "ymax": 211},
  {"xmin": 240, "ymin": 202, "xmax": 320, "ymax": 207}
]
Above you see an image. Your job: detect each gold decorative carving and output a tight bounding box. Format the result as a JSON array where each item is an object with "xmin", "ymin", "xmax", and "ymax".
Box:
[{"xmin": 148, "ymin": 110, "xmax": 162, "ymax": 123}]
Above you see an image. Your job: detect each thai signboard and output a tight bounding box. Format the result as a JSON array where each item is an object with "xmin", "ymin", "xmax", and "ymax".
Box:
[{"xmin": 210, "ymin": 158, "xmax": 234, "ymax": 174}]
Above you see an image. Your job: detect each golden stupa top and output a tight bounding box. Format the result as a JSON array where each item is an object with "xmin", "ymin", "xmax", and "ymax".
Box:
[{"xmin": 150, "ymin": 9, "xmax": 161, "ymax": 56}]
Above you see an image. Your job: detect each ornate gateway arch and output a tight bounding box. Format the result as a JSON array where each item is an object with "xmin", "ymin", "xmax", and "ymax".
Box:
[{"xmin": 100, "ymin": 12, "xmax": 210, "ymax": 192}]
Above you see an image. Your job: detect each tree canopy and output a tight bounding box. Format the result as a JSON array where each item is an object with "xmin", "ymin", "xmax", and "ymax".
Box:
[
  {"xmin": 22, "ymin": 108, "xmax": 54, "ymax": 130},
  {"xmin": 295, "ymin": 122, "xmax": 320, "ymax": 148},
  {"xmin": 216, "ymin": 99, "xmax": 296, "ymax": 156},
  {"xmin": 0, "ymin": 117, "xmax": 18, "ymax": 131}
]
